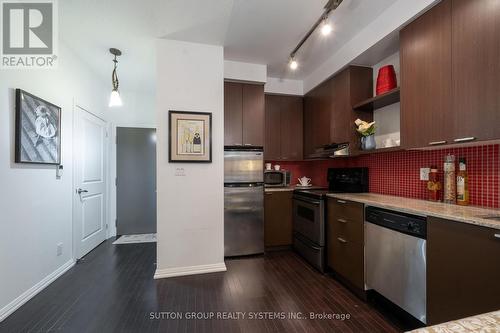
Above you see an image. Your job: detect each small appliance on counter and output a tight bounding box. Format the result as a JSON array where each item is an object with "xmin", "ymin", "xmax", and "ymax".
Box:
[
  {"xmin": 292, "ymin": 167, "xmax": 369, "ymax": 272},
  {"xmin": 264, "ymin": 169, "xmax": 291, "ymax": 188}
]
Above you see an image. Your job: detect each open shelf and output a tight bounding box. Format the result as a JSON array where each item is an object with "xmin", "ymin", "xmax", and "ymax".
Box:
[
  {"xmin": 358, "ymin": 146, "xmax": 403, "ymax": 155},
  {"xmin": 353, "ymin": 87, "xmax": 400, "ymax": 111}
]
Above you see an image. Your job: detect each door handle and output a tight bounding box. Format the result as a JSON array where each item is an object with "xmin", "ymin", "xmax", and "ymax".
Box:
[
  {"xmin": 337, "ymin": 237, "xmax": 347, "ymax": 243},
  {"xmin": 454, "ymin": 137, "xmax": 476, "ymax": 143},
  {"xmin": 77, "ymin": 188, "xmax": 88, "ymax": 194},
  {"xmin": 429, "ymin": 141, "xmax": 447, "ymax": 146}
]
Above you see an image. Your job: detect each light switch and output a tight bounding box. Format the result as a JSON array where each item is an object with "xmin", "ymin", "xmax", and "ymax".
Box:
[{"xmin": 420, "ymin": 168, "xmax": 430, "ymax": 181}]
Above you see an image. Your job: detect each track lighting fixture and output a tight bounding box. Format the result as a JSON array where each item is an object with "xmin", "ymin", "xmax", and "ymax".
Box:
[
  {"xmin": 321, "ymin": 18, "xmax": 332, "ymax": 36},
  {"xmin": 288, "ymin": 0, "xmax": 342, "ymax": 70}
]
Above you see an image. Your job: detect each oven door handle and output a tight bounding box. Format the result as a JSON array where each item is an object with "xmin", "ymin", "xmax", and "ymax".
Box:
[{"xmin": 293, "ymin": 197, "xmax": 322, "ymax": 205}]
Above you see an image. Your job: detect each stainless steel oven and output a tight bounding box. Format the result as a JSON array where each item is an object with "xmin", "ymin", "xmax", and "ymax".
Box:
[
  {"xmin": 292, "ymin": 167, "xmax": 369, "ymax": 273},
  {"xmin": 292, "ymin": 190, "xmax": 327, "ymax": 272}
]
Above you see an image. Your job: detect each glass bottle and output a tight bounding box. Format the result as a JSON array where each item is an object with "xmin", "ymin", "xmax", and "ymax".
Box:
[
  {"xmin": 427, "ymin": 166, "xmax": 441, "ymax": 202},
  {"xmin": 443, "ymin": 155, "xmax": 456, "ymax": 204},
  {"xmin": 456, "ymin": 157, "xmax": 469, "ymax": 206}
]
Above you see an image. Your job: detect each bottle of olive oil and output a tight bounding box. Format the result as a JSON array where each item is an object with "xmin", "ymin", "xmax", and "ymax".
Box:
[{"xmin": 456, "ymin": 157, "xmax": 469, "ymax": 206}]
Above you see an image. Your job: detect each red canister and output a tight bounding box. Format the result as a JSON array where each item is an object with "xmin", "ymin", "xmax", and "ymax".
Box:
[{"xmin": 376, "ymin": 65, "xmax": 397, "ymax": 95}]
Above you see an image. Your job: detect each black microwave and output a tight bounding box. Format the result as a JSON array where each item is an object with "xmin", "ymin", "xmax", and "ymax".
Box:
[{"xmin": 264, "ymin": 170, "xmax": 291, "ymax": 188}]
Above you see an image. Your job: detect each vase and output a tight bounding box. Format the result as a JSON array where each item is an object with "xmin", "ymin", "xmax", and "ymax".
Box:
[
  {"xmin": 376, "ymin": 65, "xmax": 397, "ymax": 95},
  {"xmin": 361, "ymin": 134, "xmax": 376, "ymax": 151}
]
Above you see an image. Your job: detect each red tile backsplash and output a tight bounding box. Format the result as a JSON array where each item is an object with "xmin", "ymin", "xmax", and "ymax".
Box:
[{"xmin": 268, "ymin": 144, "xmax": 500, "ymax": 208}]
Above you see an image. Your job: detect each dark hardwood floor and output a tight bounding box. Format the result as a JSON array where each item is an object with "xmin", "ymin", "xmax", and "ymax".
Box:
[{"xmin": 0, "ymin": 240, "xmax": 401, "ymax": 333}]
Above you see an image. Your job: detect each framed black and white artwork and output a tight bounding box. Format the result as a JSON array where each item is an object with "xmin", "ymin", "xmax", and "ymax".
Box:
[
  {"xmin": 15, "ymin": 89, "xmax": 61, "ymax": 165},
  {"xmin": 168, "ymin": 110, "xmax": 212, "ymax": 163}
]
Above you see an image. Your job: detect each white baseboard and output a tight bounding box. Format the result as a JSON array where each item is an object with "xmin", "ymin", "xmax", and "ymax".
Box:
[
  {"xmin": 154, "ymin": 262, "xmax": 227, "ymax": 279},
  {"xmin": 0, "ymin": 259, "xmax": 76, "ymax": 322}
]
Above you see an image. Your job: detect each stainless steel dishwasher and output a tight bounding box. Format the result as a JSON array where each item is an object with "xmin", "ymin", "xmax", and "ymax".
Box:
[{"xmin": 365, "ymin": 206, "xmax": 427, "ymax": 324}]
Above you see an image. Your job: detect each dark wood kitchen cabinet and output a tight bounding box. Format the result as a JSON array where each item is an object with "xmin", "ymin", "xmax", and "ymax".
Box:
[
  {"xmin": 224, "ymin": 82, "xmax": 243, "ymax": 146},
  {"xmin": 242, "ymin": 84, "xmax": 265, "ymax": 146},
  {"xmin": 264, "ymin": 94, "xmax": 303, "ymax": 160},
  {"xmin": 264, "ymin": 191, "xmax": 293, "ymax": 247},
  {"xmin": 400, "ymin": 0, "xmax": 453, "ymax": 149},
  {"xmin": 401, "ymin": 0, "xmax": 500, "ymax": 148},
  {"xmin": 303, "ymin": 66, "xmax": 372, "ymax": 158},
  {"xmin": 427, "ymin": 217, "xmax": 500, "ymax": 325},
  {"xmin": 327, "ymin": 198, "xmax": 365, "ymax": 294},
  {"xmin": 332, "ymin": 67, "xmax": 373, "ymax": 152},
  {"xmin": 451, "ymin": 0, "xmax": 500, "ymax": 142},
  {"xmin": 303, "ymin": 80, "xmax": 332, "ymax": 158},
  {"xmin": 224, "ymin": 82, "xmax": 264, "ymax": 146}
]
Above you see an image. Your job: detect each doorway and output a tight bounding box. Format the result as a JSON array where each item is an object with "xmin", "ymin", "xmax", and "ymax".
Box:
[
  {"xmin": 116, "ymin": 127, "xmax": 156, "ymax": 236},
  {"xmin": 73, "ymin": 105, "xmax": 108, "ymax": 259}
]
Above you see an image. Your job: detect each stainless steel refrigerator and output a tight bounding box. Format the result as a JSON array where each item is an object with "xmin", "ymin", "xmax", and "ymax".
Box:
[{"xmin": 224, "ymin": 147, "xmax": 264, "ymax": 256}]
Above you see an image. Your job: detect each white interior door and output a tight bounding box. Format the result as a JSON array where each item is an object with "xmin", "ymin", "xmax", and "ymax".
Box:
[{"xmin": 73, "ymin": 105, "xmax": 108, "ymax": 259}]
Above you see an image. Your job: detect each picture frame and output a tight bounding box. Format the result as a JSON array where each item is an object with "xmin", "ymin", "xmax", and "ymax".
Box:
[
  {"xmin": 168, "ymin": 110, "xmax": 212, "ymax": 163},
  {"xmin": 15, "ymin": 89, "xmax": 62, "ymax": 165}
]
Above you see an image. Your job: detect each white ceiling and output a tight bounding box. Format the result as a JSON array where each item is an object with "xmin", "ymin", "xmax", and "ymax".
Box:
[{"xmin": 59, "ymin": 0, "xmax": 399, "ymax": 92}]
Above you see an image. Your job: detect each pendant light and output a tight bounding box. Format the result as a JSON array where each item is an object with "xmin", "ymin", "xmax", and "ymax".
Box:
[{"xmin": 109, "ymin": 48, "xmax": 123, "ymax": 107}]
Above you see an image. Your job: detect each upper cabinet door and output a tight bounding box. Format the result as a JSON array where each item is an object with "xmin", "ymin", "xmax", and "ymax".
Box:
[
  {"xmin": 400, "ymin": 0, "xmax": 452, "ymax": 149},
  {"xmin": 303, "ymin": 80, "xmax": 333, "ymax": 158},
  {"xmin": 224, "ymin": 82, "xmax": 243, "ymax": 146},
  {"xmin": 280, "ymin": 96, "xmax": 303, "ymax": 160},
  {"xmin": 242, "ymin": 84, "xmax": 265, "ymax": 146},
  {"xmin": 264, "ymin": 95, "xmax": 282, "ymax": 160},
  {"xmin": 452, "ymin": 0, "xmax": 500, "ymax": 142}
]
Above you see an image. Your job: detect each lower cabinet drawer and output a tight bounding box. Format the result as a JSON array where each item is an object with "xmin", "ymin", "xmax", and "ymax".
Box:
[
  {"xmin": 328, "ymin": 237, "xmax": 364, "ymax": 290},
  {"xmin": 329, "ymin": 199, "xmax": 364, "ymax": 221}
]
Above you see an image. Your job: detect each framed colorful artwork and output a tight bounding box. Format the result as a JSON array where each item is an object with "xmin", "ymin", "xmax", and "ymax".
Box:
[{"xmin": 168, "ymin": 110, "xmax": 212, "ymax": 163}]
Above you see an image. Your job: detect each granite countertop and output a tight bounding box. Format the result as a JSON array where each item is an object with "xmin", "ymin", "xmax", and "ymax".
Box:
[
  {"xmin": 326, "ymin": 193, "xmax": 500, "ymax": 230},
  {"xmin": 264, "ymin": 186, "xmax": 295, "ymax": 192},
  {"xmin": 264, "ymin": 185, "xmax": 325, "ymax": 193},
  {"xmin": 407, "ymin": 310, "xmax": 500, "ymax": 333}
]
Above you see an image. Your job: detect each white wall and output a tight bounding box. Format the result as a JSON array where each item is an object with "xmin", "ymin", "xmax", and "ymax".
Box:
[
  {"xmin": 264, "ymin": 77, "xmax": 303, "ymax": 96},
  {"xmin": 0, "ymin": 42, "xmax": 107, "ymax": 321},
  {"xmin": 155, "ymin": 39, "xmax": 225, "ymax": 278},
  {"xmin": 224, "ymin": 60, "xmax": 267, "ymax": 83},
  {"xmin": 303, "ymin": 0, "xmax": 438, "ymax": 93}
]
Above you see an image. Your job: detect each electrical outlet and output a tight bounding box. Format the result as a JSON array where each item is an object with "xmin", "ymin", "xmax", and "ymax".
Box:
[
  {"xmin": 420, "ymin": 168, "xmax": 430, "ymax": 181},
  {"xmin": 57, "ymin": 243, "xmax": 63, "ymax": 256}
]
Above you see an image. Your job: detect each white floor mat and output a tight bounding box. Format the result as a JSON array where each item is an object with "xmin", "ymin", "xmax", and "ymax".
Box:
[{"xmin": 113, "ymin": 233, "xmax": 157, "ymax": 245}]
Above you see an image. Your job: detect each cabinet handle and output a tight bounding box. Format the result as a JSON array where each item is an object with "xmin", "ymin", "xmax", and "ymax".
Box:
[
  {"xmin": 337, "ymin": 237, "xmax": 347, "ymax": 243},
  {"xmin": 244, "ymin": 143, "xmax": 253, "ymax": 146},
  {"xmin": 429, "ymin": 141, "xmax": 447, "ymax": 146},
  {"xmin": 337, "ymin": 200, "xmax": 347, "ymax": 204},
  {"xmin": 494, "ymin": 234, "xmax": 500, "ymax": 239},
  {"xmin": 454, "ymin": 137, "xmax": 476, "ymax": 143},
  {"xmin": 337, "ymin": 218, "xmax": 348, "ymax": 223}
]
